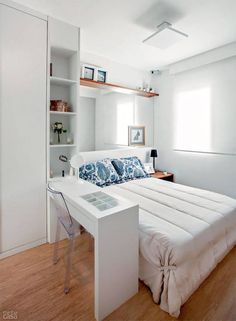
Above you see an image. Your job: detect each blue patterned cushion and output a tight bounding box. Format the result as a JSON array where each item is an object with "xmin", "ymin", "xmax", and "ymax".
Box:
[
  {"xmin": 79, "ymin": 158, "xmax": 120, "ymax": 187},
  {"xmin": 111, "ymin": 156, "xmax": 149, "ymax": 181}
]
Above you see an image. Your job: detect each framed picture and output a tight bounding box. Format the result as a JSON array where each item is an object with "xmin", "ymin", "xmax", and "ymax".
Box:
[
  {"xmin": 128, "ymin": 126, "xmax": 145, "ymax": 146},
  {"xmin": 83, "ymin": 66, "xmax": 94, "ymax": 80},
  {"xmin": 81, "ymin": 64, "xmax": 96, "ymax": 80},
  {"xmin": 97, "ymin": 69, "xmax": 107, "ymax": 83},
  {"xmin": 143, "ymin": 162, "xmax": 155, "ymax": 174}
]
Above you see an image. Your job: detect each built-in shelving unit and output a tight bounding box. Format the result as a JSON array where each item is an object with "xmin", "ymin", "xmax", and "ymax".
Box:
[
  {"xmin": 80, "ymin": 78, "xmax": 159, "ymax": 97},
  {"xmin": 47, "ymin": 18, "xmax": 79, "ymax": 178}
]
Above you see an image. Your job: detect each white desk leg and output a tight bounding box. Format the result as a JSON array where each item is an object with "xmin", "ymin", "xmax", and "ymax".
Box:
[{"xmin": 95, "ymin": 205, "xmax": 139, "ymax": 321}]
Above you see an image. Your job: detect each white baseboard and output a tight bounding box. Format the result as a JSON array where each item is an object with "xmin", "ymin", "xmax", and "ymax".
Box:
[{"xmin": 0, "ymin": 238, "xmax": 47, "ymax": 259}]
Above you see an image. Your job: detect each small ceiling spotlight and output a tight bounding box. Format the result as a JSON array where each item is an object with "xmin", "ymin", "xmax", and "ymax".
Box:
[{"xmin": 150, "ymin": 69, "xmax": 161, "ymax": 75}]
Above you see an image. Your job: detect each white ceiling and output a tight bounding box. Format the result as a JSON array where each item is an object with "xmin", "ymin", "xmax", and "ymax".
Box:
[{"xmin": 14, "ymin": 0, "xmax": 236, "ymax": 71}]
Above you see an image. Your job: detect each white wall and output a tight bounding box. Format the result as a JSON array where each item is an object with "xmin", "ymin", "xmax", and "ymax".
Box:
[
  {"xmin": 78, "ymin": 97, "xmax": 95, "ymax": 152},
  {"xmin": 81, "ymin": 51, "xmax": 156, "ymax": 152},
  {"xmin": 81, "ymin": 51, "xmax": 152, "ymax": 89},
  {"xmin": 154, "ymin": 56, "xmax": 236, "ymax": 198},
  {"xmin": 95, "ymin": 93, "xmax": 156, "ymax": 150}
]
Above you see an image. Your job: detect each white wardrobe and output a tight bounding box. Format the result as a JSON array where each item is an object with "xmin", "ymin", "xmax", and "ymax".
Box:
[
  {"xmin": 0, "ymin": 3, "xmax": 47, "ymax": 257},
  {"xmin": 0, "ymin": 1, "xmax": 80, "ymax": 257}
]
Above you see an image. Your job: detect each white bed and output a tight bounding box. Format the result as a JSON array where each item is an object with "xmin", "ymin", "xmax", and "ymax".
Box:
[{"xmin": 71, "ymin": 148, "xmax": 236, "ymax": 317}]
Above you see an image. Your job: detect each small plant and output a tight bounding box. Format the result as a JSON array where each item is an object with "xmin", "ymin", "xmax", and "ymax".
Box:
[{"xmin": 52, "ymin": 122, "xmax": 67, "ymax": 144}]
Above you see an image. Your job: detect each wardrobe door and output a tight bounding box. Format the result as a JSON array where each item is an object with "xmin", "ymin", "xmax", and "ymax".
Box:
[{"xmin": 0, "ymin": 4, "xmax": 47, "ymax": 255}]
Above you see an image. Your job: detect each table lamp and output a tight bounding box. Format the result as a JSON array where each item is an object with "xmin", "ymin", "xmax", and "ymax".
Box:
[{"xmin": 150, "ymin": 149, "xmax": 158, "ymax": 170}]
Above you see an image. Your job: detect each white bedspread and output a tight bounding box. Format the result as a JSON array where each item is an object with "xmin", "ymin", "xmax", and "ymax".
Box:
[{"xmin": 105, "ymin": 178, "xmax": 236, "ymax": 317}]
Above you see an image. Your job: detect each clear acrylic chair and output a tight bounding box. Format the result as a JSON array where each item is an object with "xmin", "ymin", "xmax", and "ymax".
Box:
[{"xmin": 47, "ymin": 183, "xmax": 81, "ymax": 294}]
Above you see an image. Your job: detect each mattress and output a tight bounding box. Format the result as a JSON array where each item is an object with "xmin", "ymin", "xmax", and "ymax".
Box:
[{"xmin": 105, "ymin": 177, "xmax": 236, "ymax": 317}]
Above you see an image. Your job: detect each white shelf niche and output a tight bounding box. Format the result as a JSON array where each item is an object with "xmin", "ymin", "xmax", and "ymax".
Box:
[
  {"xmin": 50, "ymin": 46, "xmax": 78, "ymax": 81},
  {"xmin": 50, "ymin": 144, "xmax": 76, "ymax": 178}
]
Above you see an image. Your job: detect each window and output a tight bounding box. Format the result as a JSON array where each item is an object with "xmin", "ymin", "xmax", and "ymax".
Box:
[
  {"xmin": 116, "ymin": 101, "xmax": 134, "ymax": 145},
  {"xmin": 174, "ymin": 88, "xmax": 211, "ymax": 152}
]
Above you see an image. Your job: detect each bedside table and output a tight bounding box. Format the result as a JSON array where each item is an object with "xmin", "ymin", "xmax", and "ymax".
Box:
[{"xmin": 151, "ymin": 171, "xmax": 174, "ymax": 182}]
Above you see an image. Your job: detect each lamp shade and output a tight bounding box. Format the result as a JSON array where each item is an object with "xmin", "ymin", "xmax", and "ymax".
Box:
[{"xmin": 150, "ymin": 149, "xmax": 158, "ymax": 158}]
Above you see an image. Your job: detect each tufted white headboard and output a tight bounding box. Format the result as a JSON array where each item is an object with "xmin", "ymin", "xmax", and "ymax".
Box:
[{"xmin": 70, "ymin": 147, "xmax": 152, "ymax": 169}]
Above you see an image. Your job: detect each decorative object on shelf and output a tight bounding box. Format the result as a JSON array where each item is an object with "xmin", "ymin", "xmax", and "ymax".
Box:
[
  {"xmin": 59, "ymin": 154, "xmax": 68, "ymax": 162},
  {"xmin": 50, "ymin": 130, "xmax": 54, "ymax": 145},
  {"xmin": 128, "ymin": 126, "xmax": 145, "ymax": 146},
  {"xmin": 69, "ymin": 166, "xmax": 74, "ymax": 176},
  {"xmin": 97, "ymin": 68, "xmax": 107, "ymax": 83},
  {"xmin": 80, "ymin": 78, "xmax": 159, "ymax": 97},
  {"xmin": 59, "ymin": 155, "xmax": 68, "ymax": 177},
  {"xmin": 138, "ymin": 83, "xmax": 155, "ymax": 93},
  {"xmin": 52, "ymin": 122, "xmax": 67, "ymax": 144},
  {"xmin": 142, "ymin": 81, "xmax": 148, "ymax": 92},
  {"xmin": 84, "ymin": 67, "xmax": 94, "ymax": 80},
  {"xmin": 81, "ymin": 64, "xmax": 96, "ymax": 80},
  {"xmin": 143, "ymin": 162, "xmax": 155, "ymax": 174},
  {"xmin": 66, "ymin": 131, "xmax": 74, "ymax": 144},
  {"xmin": 81, "ymin": 64, "xmax": 108, "ymax": 83},
  {"xmin": 50, "ymin": 100, "xmax": 71, "ymax": 112},
  {"xmin": 50, "ymin": 63, "xmax": 53, "ymax": 76},
  {"xmin": 150, "ymin": 149, "xmax": 158, "ymax": 170}
]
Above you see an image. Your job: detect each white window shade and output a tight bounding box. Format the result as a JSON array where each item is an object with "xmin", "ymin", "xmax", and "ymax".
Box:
[
  {"xmin": 173, "ymin": 56, "xmax": 236, "ymax": 155},
  {"xmin": 175, "ymin": 88, "xmax": 211, "ymax": 152}
]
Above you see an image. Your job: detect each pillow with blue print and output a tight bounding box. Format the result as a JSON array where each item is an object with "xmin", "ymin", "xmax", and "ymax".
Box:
[
  {"xmin": 111, "ymin": 156, "xmax": 150, "ymax": 181},
  {"xmin": 79, "ymin": 158, "xmax": 120, "ymax": 187}
]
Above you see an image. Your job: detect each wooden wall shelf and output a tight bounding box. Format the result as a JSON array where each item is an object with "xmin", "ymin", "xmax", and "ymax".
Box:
[{"xmin": 80, "ymin": 78, "xmax": 159, "ymax": 98}]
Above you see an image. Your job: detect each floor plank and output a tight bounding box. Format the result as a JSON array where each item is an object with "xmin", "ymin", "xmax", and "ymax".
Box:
[{"xmin": 0, "ymin": 235, "xmax": 235, "ymax": 321}]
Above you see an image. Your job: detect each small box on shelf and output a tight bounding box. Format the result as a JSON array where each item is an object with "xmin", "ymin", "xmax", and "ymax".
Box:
[{"xmin": 50, "ymin": 100, "xmax": 71, "ymax": 113}]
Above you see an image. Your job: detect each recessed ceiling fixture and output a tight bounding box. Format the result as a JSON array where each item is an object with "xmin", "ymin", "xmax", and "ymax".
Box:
[{"xmin": 143, "ymin": 21, "xmax": 188, "ymax": 49}]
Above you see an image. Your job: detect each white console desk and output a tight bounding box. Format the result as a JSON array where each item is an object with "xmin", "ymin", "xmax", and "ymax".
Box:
[{"xmin": 49, "ymin": 177, "xmax": 139, "ymax": 321}]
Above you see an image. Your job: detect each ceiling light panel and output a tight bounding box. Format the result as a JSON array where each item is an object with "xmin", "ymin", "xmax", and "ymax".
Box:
[{"xmin": 143, "ymin": 22, "xmax": 188, "ymax": 49}]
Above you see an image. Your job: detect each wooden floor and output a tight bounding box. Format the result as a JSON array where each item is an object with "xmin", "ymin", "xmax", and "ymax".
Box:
[{"xmin": 0, "ymin": 234, "xmax": 235, "ymax": 321}]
